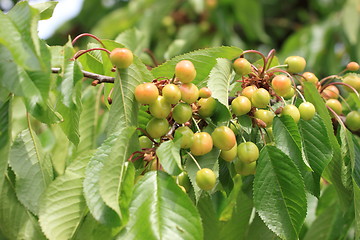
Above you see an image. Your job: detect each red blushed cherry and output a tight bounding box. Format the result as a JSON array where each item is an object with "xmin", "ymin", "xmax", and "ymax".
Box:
[
  {"xmin": 190, "ymin": 132, "xmax": 213, "ymax": 156},
  {"xmin": 347, "ymin": 62, "xmax": 359, "ymax": 71},
  {"xmin": 271, "ymin": 75, "xmax": 292, "ymax": 96},
  {"xmin": 175, "ymin": 60, "xmax": 196, "ymax": 83},
  {"xmin": 321, "ymin": 85, "xmax": 339, "ymax": 99},
  {"xmin": 134, "ymin": 82, "xmax": 159, "ymax": 104},
  {"xmin": 110, "ymin": 48, "xmax": 134, "ymax": 69}
]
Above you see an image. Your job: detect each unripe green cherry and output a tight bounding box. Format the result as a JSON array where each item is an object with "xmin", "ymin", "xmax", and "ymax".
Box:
[
  {"xmin": 251, "ymin": 88, "xmax": 270, "ymax": 108},
  {"xmin": 175, "ymin": 126, "xmax": 194, "ymax": 149},
  {"xmin": 284, "ymin": 56, "xmax": 306, "ymax": 73},
  {"xmin": 162, "ymin": 84, "xmax": 181, "ymax": 104},
  {"xmin": 345, "ymin": 111, "xmax": 360, "ymax": 131},
  {"xmin": 242, "ymin": 85, "xmax": 257, "ymax": 100},
  {"xmin": 173, "ymin": 103, "xmax": 192, "ymax": 124},
  {"xmin": 175, "ymin": 60, "xmax": 196, "ymax": 83},
  {"xmin": 299, "ymin": 102, "xmax": 316, "ymax": 121},
  {"xmin": 199, "ymin": 87, "xmax": 212, "ymax": 98},
  {"xmin": 134, "ymin": 83, "xmax": 159, "ymax": 104},
  {"xmin": 237, "ymin": 142, "xmax": 259, "ymax": 164},
  {"xmin": 211, "ymin": 126, "xmax": 236, "ymax": 151},
  {"xmin": 283, "ymin": 88, "xmax": 295, "ymax": 99},
  {"xmin": 110, "ymin": 48, "xmax": 133, "ymax": 69},
  {"xmin": 196, "ymin": 168, "xmax": 216, "ymax": 191},
  {"xmin": 231, "ymin": 96, "xmax": 251, "ymax": 116},
  {"xmin": 179, "ymin": 83, "xmax": 199, "ymax": 104},
  {"xmin": 321, "ymin": 85, "xmax": 339, "ymax": 99},
  {"xmin": 146, "ymin": 118, "xmax": 169, "ymax": 139},
  {"xmin": 198, "ymin": 97, "xmax": 217, "ymax": 118},
  {"xmin": 303, "ymin": 72, "xmax": 319, "ymax": 85},
  {"xmin": 254, "ymin": 109, "xmax": 275, "ymax": 127},
  {"xmin": 149, "ymin": 96, "xmax": 171, "ymax": 119},
  {"xmin": 325, "ymin": 99, "xmax": 342, "ymax": 115},
  {"xmin": 139, "ymin": 136, "xmax": 153, "ymax": 149},
  {"xmin": 233, "ymin": 58, "xmax": 252, "ymax": 75},
  {"xmin": 281, "ymin": 104, "xmax": 300, "ymax": 123},
  {"xmin": 234, "ymin": 160, "xmax": 256, "ymax": 176},
  {"xmin": 177, "ymin": 172, "xmax": 191, "ymax": 192},
  {"xmin": 220, "ymin": 143, "xmax": 237, "ymax": 162},
  {"xmin": 342, "ymin": 74, "xmax": 360, "ymax": 91},
  {"xmin": 190, "ymin": 132, "xmax": 213, "ymax": 156},
  {"xmin": 271, "ymin": 75, "xmax": 292, "ymax": 96}
]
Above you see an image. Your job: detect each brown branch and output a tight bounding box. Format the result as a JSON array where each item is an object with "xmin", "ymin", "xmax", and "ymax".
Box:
[{"xmin": 51, "ymin": 68, "xmax": 115, "ymax": 83}]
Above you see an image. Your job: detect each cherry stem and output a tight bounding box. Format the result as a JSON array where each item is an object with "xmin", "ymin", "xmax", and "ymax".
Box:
[
  {"xmin": 71, "ymin": 48, "xmax": 111, "ymax": 61},
  {"xmin": 319, "ymin": 75, "xmax": 338, "ymax": 85},
  {"xmin": 267, "ymin": 68, "xmax": 297, "ymax": 90},
  {"xmin": 144, "ymin": 48, "xmax": 159, "ymax": 67},
  {"xmin": 186, "ymin": 151, "xmax": 202, "ymax": 170},
  {"xmin": 259, "ymin": 128, "xmax": 267, "ymax": 145},
  {"xmin": 72, "ymin": 33, "xmax": 106, "ymax": 48},
  {"xmin": 263, "ymin": 49, "xmax": 276, "ymax": 75},
  {"xmin": 192, "ymin": 117, "xmax": 201, "ymax": 132},
  {"xmin": 324, "ymin": 82, "xmax": 359, "ymax": 98},
  {"xmin": 326, "ymin": 106, "xmax": 346, "ymax": 129},
  {"xmin": 107, "ymin": 87, "xmax": 114, "ymax": 104},
  {"xmin": 241, "ymin": 50, "xmax": 266, "ymax": 75},
  {"xmin": 295, "ymin": 88, "xmax": 306, "ymax": 102},
  {"xmin": 266, "ymin": 64, "xmax": 288, "ymax": 73},
  {"xmin": 136, "ymin": 128, "xmax": 158, "ymax": 145}
]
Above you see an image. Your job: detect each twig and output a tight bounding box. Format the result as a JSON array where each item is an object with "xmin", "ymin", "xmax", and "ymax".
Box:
[{"xmin": 51, "ymin": 68, "xmax": 115, "ymax": 83}]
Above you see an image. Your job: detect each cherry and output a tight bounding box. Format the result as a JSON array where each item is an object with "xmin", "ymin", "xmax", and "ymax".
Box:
[
  {"xmin": 149, "ymin": 96, "xmax": 171, "ymax": 119},
  {"xmin": 342, "ymin": 74, "xmax": 360, "ymax": 91},
  {"xmin": 134, "ymin": 82, "xmax": 159, "ymax": 104},
  {"xmin": 175, "ymin": 60, "xmax": 196, "ymax": 83},
  {"xmin": 211, "ymin": 126, "xmax": 236, "ymax": 151},
  {"xmin": 271, "ymin": 75, "xmax": 292, "ymax": 96},
  {"xmin": 179, "ymin": 83, "xmax": 199, "ymax": 104},
  {"xmin": 241, "ymin": 85, "xmax": 258, "ymax": 100},
  {"xmin": 139, "ymin": 136, "xmax": 153, "ymax": 149},
  {"xmin": 346, "ymin": 62, "xmax": 360, "ymax": 71},
  {"xmin": 190, "ymin": 132, "xmax": 213, "ymax": 156},
  {"xmin": 173, "ymin": 103, "xmax": 192, "ymax": 124},
  {"xmin": 251, "ymin": 88, "xmax": 270, "ymax": 108},
  {"xmin": 146, "ymin": 118, "xmax": 169, "ymax": 139},
  {"xmin": 345, "ymin": 111, "xmax": 360, "ymax": 131},
  {"xmin": 196, "ymin": 168, "xmax": 216, "ymax": 191},
  {"xmin": 199, "ymin": 87, "xmax": 212, "ymax": 98},
  {"xmin": 220, "ymin": 144, "xmax": 237, "ymax": 162},
  {"xmin": 283, "ymin": 87, "xmax": 295, "ymax": 99},
  {"xmin": 233, "ymin": 58, "xmax": 252, "ymax": 75},
  {"xmin": 325, "ymin": 99, "xmax": 342, "ymax": 115},
  {"xmin": 237, "ymin": 142, "xmax": 259, "ymax": 164},
  {"xmin": 254, "ymin": 109, "xmax": 275, "ymax": 127},
  {"xmin": 198, "ymin": 97, "xmax": 217, "ymax": 118},
  {"xmin": 281, "ymin": 104, "xmax": 300, "ymax": 123},
  {"xmin": 175, "ymin": 126, "xmax": 194, "ymax": 149},
  {"xmin": 298, "ymin": 102, "xmax": 316, "ymax": 121},
  {"xmin": 303, "ymin": 72, "xmax": 318, "ymax": 85},
  {"xmin": 284, "ymin": 56, "xmax": 306, "ymax": 73},
  {"xmin": 231, "ymin": 96, "xmax": 251, "ymax": 116},
  {"xmin": 177, "ymin": 172, "xmax": 191, "ymax": 192},
  {"xmin": 162, "ymin": 84, "xmax": 181, "ymax": 104},
  {"xmin": 234, "ymin": 160, "xmax": 256, "ymax": 176},
  {"xmin": 321, "ymin": 85, "xmax": 339, "ymax": 99},
  {"xmin": 109, "ymin": 48, "xmax": 133, "ymax": 69}
]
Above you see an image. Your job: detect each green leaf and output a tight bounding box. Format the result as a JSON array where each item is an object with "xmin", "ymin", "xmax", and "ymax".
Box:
[
  {"xmin": 273, "ymin": 116, "xmax": 320, "ymax": 196},
  {"xmin": 115, "ymin": 28, "xmax": 147, "ymax": 56},
  {"xmin": 117, "ymin": 171, "xmax": 203, "ymax": 240},
  {"xmin": 39, "ymin": 153, "xmax": 91, "ymax": 240},
  {"xmin": 107, "ymin": 56, "xmax": 153, "ymax": 134},
  {"xmin": 246, "ymin": 213, "xmax": 281, "ymax": 240},
  {"xmin": 156, "ymin": 140, "xmax": 183, "ymax": 176},
  {"xmin": 99, "ymin": 127, "xmax": 137, "ymax": 224},
  {"xmin": 31, "ymin": 1, "xmax": 58, "ymax": 20},
  {"xmin": 9, "ymin": 128, "xmax": 54, "ymax": 215},
  {"xmin": 341, "ymin": 0, "xmax": 360, "ymax": 45},
  {"xmin": 76, "ymin": 87, "xmax": 101, "ymax": 156},
  {"xmin": 299, "ymin": 115, "xmax": 333, "ymax": 177},
  {"xmin": 207, "ymin": 58, "xmax": 233, "ymax": 107},
  {"xmin": 338, "ymin": 126, "xmax": 354, "ymax": 190},
  {"xmin": 219, "ymin": 187, "xmax": 253, "ymax": 240},
  {"xmin": 151, "ymin": 46, "xmax": 243, "ymax": 86},
  {"xmin": 354, "ymin": 182, "xmax": 360, "ymax": 239},
  {"xmin": 186, "ymin": 148, "xmax": 220, "ymax": 201},
  {"xmin": 219, "ymin": 175, "xmax": 242, "ymax": 221},
  {"xmin": 197, "ymin": 195, "xmax": 220, "ymax": 240},
  {"xmin": 210, "ymin": 99, "xmax": 232, "ymax": 125},
  {"xmin": 253, "ymin": 145, "xmax": 307, "ymax": 240},
  {"xmin": 72, "ymin": 214, "xmax": 113, "ymax": 240},
  {"xmin": 0, "ymin": 176, "xmax": 46, "ymax": 240},
  {"xmin": 353, "ymin": 134, "xmax": 360, "ymax": 188},
  {"xmin": 0, "ymin": 97, "xmax": 12, "ymax": 193},
  {"xmin": 303, "ymin": 82, "xmax": 352, "ymax": 207},
  {"xmin": 83, "ymin": 132, "xmax": 122, "ymax": 226}
]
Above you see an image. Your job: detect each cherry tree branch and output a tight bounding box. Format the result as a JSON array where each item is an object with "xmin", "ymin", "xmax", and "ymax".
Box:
[{"xmin": 51, "ymin": 67, "xmax": 115, "ymax": 83}]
